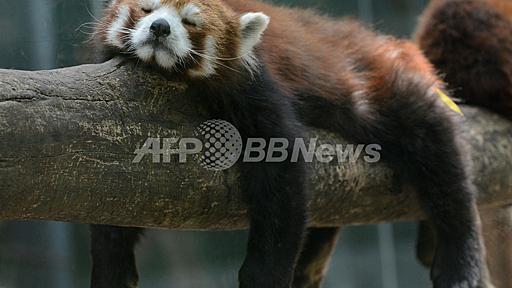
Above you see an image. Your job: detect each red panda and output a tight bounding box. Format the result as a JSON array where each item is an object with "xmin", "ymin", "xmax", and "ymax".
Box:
[
  {"xmin": 91, "ymin": 1, "xmax": 484, "ymax": 287},
  {"xmin": 416, "ymin": 0, "xmax": 512, "ymax": 120}
]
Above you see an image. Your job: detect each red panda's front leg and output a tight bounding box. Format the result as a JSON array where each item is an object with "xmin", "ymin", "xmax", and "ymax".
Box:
[
  {"xmin": 220, "ymin": 69, "xmax": 308, "ymax": 288},
  {"xmin": 90, "ymin": 225, "xmax": 143, "ymax": 288},
  {"xmin": 238, "ymin": 159, "xmax": 307, "ymax": 288},
  {"xmin": 292, "ymin": 228, "xmax": 341, "ymax": 288}
]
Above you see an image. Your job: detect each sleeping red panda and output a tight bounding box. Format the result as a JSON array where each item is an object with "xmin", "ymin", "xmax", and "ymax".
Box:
[
  {"xmin": 91, "ymin": 0, "xmax": 484, "ymax": 287},
  {"xmin": 416, "ymin": 0, "xmax": 512, "ymax": 120}
]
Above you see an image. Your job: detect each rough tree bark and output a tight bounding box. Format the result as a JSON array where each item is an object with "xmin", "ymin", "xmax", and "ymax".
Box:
[
  {"xmin": 0, "ymin": 57, "xmax": 511, "ymax": 231},
  {"xmin": 481, "ymin": 207, "xmax": 512, "ymax": 288}
]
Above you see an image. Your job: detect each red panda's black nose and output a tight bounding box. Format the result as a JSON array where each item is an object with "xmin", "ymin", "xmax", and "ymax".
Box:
[{"xmin": 150, "ymin": 19, "xmax": 171, "ymax": 37}]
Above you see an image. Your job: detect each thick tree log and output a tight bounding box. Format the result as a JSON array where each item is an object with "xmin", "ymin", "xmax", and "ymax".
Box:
[
  {"xmin": 0, "ymin": 58, "xmax": 511, "ymax": 230},
  {"xmin": 481, "ymin": 206, "xmax": 512, "ymax": 288}
]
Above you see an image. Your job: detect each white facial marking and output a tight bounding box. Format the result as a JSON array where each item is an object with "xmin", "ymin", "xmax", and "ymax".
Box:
[
  {"xmin": 159, "ymin": 9, "xmax": 192, "ymax": 57},
  {"xmin": 189, "ymin": 36, "xmax": 218, "ymax": 78},
  {"xmin": 140, "ymin": 0, "xmax": 161, "ymax": 11},
  {"xmin": 180, "ymin": 3, "xmax": 203, "ymax": 26},
  {"xmin": 155, "ymin": 49, "xmax": 175, "ymax": 69},
  {"xmin": 107, "ymin": 5, "xmax": 130, "ymax": 48},
  {"xmin": 130, "ymin": 6, "xmax": 192, "ymax": 69},
  {"xmin": 135, "ymin": 45, "xmax": 154, "ymax": 61}
]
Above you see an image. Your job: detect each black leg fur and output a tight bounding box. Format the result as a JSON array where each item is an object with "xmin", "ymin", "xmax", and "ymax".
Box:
[
  {"xmin": 238, "ymin": 158, "xmax": 307, "ymax": 288},
  {"xmin": 236, "ymin": 96, "xmax": 307, "ymax": 288},
  {"xmin": 192, "ymin": 68, "xmax": 308, "ymax": 288},
  {"xmin": 90, "ymin": 225, "xmax": 143, "ymax": 288},
  {"xmin": 416, "ymin": 220, "xmax": 437, "ymax": 268},
  {"xmin": 396, "ymin": 128, "xmax": 481, "ymax": 288},
  {"xmin": 292, "ymin": 228, "xmax": 341, "ymax": 288},
  {"xmin": 299, "ymin": 71, "xmax": 483, "ymax": 287}
]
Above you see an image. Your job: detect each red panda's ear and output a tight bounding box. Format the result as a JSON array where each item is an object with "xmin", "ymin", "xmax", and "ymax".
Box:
[{"xmin": 239, "ymin": 12, "xmax": 270, "ymax": 55}]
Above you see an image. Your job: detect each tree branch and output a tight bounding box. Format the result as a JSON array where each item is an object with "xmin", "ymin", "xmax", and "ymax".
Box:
[{"xmin": 1, "ymin": 58, "xmax": 511, "ymax": 230}]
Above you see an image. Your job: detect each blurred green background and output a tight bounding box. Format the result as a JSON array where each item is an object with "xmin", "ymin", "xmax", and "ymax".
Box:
[{"xmin": 0, "ymin": 1, "xmax": 431, "ymax": 287}]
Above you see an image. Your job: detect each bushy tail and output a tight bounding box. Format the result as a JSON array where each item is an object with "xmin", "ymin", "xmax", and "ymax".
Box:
[{"xmin": 415, "ymin": 0, "xmax": 512, "ymax": 119}]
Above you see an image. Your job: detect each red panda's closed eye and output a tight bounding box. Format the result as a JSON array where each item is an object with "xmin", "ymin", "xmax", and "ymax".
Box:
[
  {"xmin": 180, "ymin": 3, "xmax": 203, "ymax": 27},
  {"xmin": 182, "ymin": 18, "xmax": 197, "ymax": 27}
]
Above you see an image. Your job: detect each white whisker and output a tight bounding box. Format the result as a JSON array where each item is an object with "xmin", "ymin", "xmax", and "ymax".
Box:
[
  {"xmin": 189, "ymin": 50, "xmax": 241, "ymax": 73},
  {"xmin": 84, "ymin": 4, "xmax": 102, "ymax": 23},
  {"xmin": 191, "ymin": 49, "xmax": 251, "ymax": 61}
]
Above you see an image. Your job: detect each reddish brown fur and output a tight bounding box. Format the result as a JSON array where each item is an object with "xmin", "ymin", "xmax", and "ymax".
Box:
[
  {"xmin": 99, "ymin": 0, "xmax": 442, "ymax": 102},
  {"xmin": 416, "ymin": 0, "xmax": 512, "ymax": 119},
  {"xmin": 221, "ymin": 0, "xmax": 441, "ymax": 103}
]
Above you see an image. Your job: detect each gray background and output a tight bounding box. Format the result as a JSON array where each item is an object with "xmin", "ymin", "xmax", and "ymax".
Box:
[{"xmin": 0, "ymin": 1, "xmax": 430, "ymax": 287}]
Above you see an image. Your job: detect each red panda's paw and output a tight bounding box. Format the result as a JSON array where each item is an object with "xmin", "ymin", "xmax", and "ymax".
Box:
[
  {"xmin": 238, "ymin": 260, "xmax": 292, "ymax": 288},
  {"xmin": 431, "ymin": 238, "xmax": 482, "ymax": 288},
  {"xmin": 433, "ymin": 270, "xmax": 480, "ymax": 288}
]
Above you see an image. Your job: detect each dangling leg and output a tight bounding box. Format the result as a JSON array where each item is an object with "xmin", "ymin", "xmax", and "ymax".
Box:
[
  {"xmin": 416, "ymin": 220, "xmax": 436, "ymax": 268},
  {"xmin": 384, "ymin": 102, "xmax": 483, "ymax": 288},
  {"xmin": 232, "ymin": 69, "xmax": 308, "ymax": 288},
  {"xmin": 417, "ymin": 220, "xmax": 495, "ymax": 288},
  {"xmin": 90, "ymin": 225, "xmax": 143, "ymax": 288},
  {"xmin": 293, "ymin": 227, "xmax": 341, "ymax": 288},
  {"xmin": 238, "ymin": 160, "xmax": 307, "ymax": 288}
]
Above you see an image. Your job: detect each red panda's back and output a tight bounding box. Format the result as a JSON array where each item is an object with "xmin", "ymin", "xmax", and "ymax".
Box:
[{"xmin": 223, "ymin": 0, "xmax": 438, "ymax": 102}]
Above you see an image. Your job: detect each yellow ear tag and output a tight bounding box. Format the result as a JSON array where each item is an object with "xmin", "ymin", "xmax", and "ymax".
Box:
[{"xmin": 435, "ymin": 88, "xmax": 464, "ymax": 116}]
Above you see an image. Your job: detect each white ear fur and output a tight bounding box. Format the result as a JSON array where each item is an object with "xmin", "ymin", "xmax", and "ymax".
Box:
[{"xmin": 239, "ymin": 12, "xmax": 270, "ymax": 55}]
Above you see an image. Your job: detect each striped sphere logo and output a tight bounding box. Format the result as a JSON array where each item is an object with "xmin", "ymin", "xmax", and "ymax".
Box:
[{"xmin": 193, "ymin": 120, "xmax": 243, "ymax": 171}]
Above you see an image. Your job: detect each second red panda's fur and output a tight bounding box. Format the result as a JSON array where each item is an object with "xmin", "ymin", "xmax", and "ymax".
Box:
[{"xmin": 416, "ymin": 0, "xmax": 512, "ymax": 119}]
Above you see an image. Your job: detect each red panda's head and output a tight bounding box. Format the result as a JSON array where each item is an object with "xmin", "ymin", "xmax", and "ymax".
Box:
[{"xmin": 98, "ymin": 0, "xmax": 270, "ymax": 78}]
